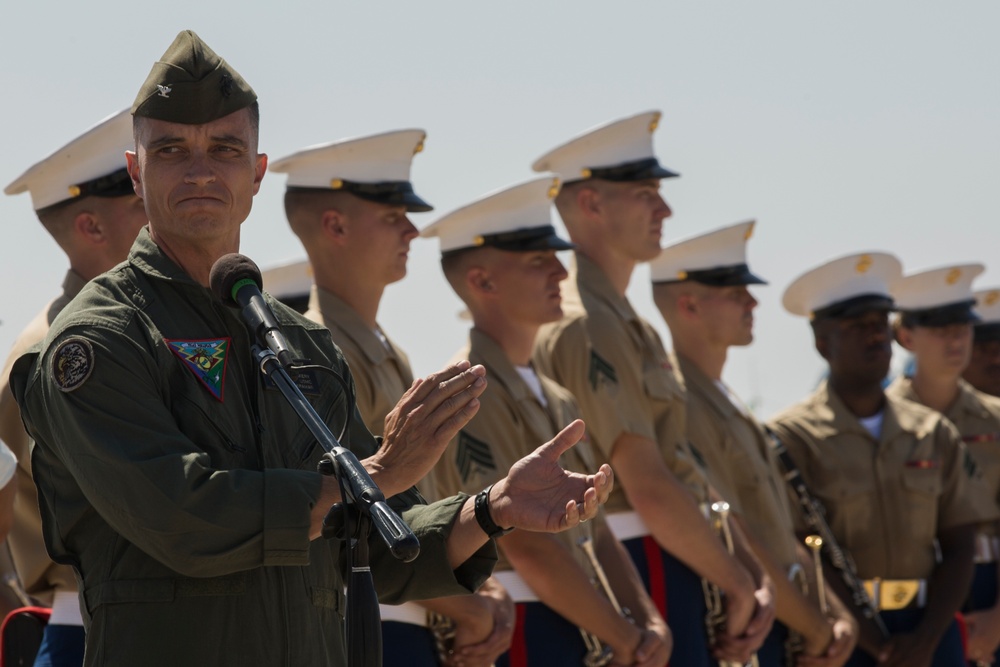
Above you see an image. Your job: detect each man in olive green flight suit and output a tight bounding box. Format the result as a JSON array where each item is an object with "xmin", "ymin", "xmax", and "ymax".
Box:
[{"xmin": 9, "ymin": 31, "xmax": 611, "ymax": 667}]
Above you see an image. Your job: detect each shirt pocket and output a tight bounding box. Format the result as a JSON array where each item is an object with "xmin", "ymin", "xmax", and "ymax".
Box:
[
  {"xmin": 812, "ymin": 468, "xmax": 873, "ymax": 552},
  {"xmin": 172, "ymin": 393, "xmax": 257, "ymax": 469}
]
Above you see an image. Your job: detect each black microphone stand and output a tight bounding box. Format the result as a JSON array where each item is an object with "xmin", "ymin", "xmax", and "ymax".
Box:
[{"xmin": 251, "ymin": 345, "xmax": 420, "ymax": 667}]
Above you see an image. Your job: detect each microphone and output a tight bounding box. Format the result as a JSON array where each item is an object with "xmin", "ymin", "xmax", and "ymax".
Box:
[{"xmin": 210, "ymin": 253, "xmax": 295, "ymax": 369}]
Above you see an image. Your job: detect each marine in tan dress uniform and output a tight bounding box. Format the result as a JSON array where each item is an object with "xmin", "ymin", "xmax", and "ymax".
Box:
[
  {"xmin": 887, "ymin": 263, "xmax": 1000, "ymax": 664},
  {"xmin": 963, "ymin": 288, "xmax": 1000, "ymax": 398},
  {"xmin": 273, "ymin": 132, "xmax": 512, "ymax": 667},
  {"xmin": 530, "ymin": 112, "xmax": 774, "ymax": 666},
  {"xmin": 768, "ymin": 252, "xmax": 998, "ymax": 667},
  {"xmin": 425, "ymin": 177, "xmax": 669, "ymax": 667},
  {"xmin": 0, "ymin": 107, "xmax": 148, "ymax": 665},
  {"xmin": 651, "ymin": 221, "xmax": 857, "ymax": 666}
]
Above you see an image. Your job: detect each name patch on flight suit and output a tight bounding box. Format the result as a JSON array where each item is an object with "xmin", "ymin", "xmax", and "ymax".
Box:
[
  {"xmin": 166, "ymin": 338, "xmax": 230, "ymax": 402},
  {"xmin": 51, "ymin": 337, "xmax": 95, "ymax": 392},
  {"xmin": 456, "ymin": 431, "xmax": 496, "ymax": 483},
  {"xmin": 588, "ymin": 351, "xmax": 617, "ymax": 391},
  {"xmin": 261, "ymin": 368, "xmax": 322, "ymax": 397}
]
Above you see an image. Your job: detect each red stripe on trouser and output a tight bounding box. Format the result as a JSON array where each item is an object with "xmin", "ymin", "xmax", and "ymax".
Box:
[
  {"xmin": 955, "ymin": 612, "xmax": 969, "ymax": 660},
  {"xmin": 642, "ymin": 536, "xmax": 668, "ymax": 621},
  {"xmin": 508, "ymin": 603, "xmax": 529, "ymax": 667}
]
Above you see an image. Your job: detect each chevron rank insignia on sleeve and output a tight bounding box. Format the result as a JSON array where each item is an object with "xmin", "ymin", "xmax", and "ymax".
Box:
[
  {"xmin": 588, "ymin": 350, "xmax": 617, "ymax": 391},
  {"xmin": 456, "ymin": 431, "xmax": 496, "ymax": 484}
]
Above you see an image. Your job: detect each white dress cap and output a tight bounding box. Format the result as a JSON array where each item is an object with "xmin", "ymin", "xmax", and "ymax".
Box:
[
  {"xmin": 891, "ymin": 263, "xmax": 984, "ymax": 326},
  {"xmin": 974, "ymin": 288, "xmax": 1000, "ymax": 326},
  {"xmin": 783, "ymin": 252, "xmax": 903, "ymax": 319},
  {"xmin": 5, "ymin": 108, "xmax": 134, "ymax": 211},
  {"xmin": 261, "ymin": 258, "xmax": 312, "ymax": 312},
  {"xmin": 421, "ymin": 176, "xmax": 572, "ymax": 255},
  {"xmin": 650, "ymin": 220, "xmax": 765, "ymax": 286},
  {"xmin": 531, "ymin": 111, "xmax": 678, "ymax": 183},
  {"xmin": 269, "ymin": 129, "xmax": 432, "ymax": 212}
]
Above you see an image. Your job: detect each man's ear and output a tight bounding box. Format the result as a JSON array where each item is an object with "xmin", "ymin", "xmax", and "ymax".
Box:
[
  {"xmin": 677, "ymin": 292, "xmax": 698, "ymax": 319},
  {"xmin": 577, "ymin": 185, "xmax": 602, "ymax": 220},
  {"xmin": 73, "ymin": 211, "xmax": 103, "ymax": 245},
  {"xmin": 321, "ymin": 209, "xmax": 348, "ymax": 244},
  {"xmin": 894, "ymin": 324, "xmax": 915, "ymax": 351},
  {"xmin": 466, "ymin": 266, "xmax": 494, "ymax": 297},
  {"xmin": 126, "ymin": 151, "xmax": 143, "ymax": 199}
]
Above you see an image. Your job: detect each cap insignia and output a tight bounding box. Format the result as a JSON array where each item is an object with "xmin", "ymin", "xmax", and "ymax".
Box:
[
  {"xmin": 547, "ymin": 178, "xmax": 560, "ymax": 199},
  {"xmin": 166, "ymin": 338, "xmax": 230, "ymax": 402},
  {"xmin": 855, "ymin": 254, "xmax": 873, "ymax": 274},
  {"xmin": 473, "ymin": 235, "xmax": 485, "ymax": 246},
  {"xmin": 51, "ymin": 337, "xmax": 95, "ymax": 393},
  {"xmin": 156, "ymin": 84, "xmax": 172, "ymax": 99},
  {"xmin": 649, "ymin": 113, "xmax": 661, "ymax": 133},
  {"xmin": 744, "ymin": 222, "xmax": 755, "ymax": 240},
  {"xmin": 220, "ymin": 74, "xmax": 233, "ymax": 98},
  {"xmin": 945, "ymin": 268, "xmax": 962, "ymax": 285},
  {"xmin": 677, "ymin": 270, "xmax": 688, "ymax": 280},
  {"xmin": 986, "ymin": 291, "xmax": 1000, "ymax": 306},
  {"xmin": 580, "ymin": 167, "xmax": 592, "ymax": 179},
  {"xmin": 330, "ymin": 179, "xmax": 343, "ymax": 190},
  {"xmin": 413, "ymin": 139, "xmax": 424, "ymax": 155},
  {"xmin": 68, "ymin": 185, "xmax": 82, "ymax": 198}
]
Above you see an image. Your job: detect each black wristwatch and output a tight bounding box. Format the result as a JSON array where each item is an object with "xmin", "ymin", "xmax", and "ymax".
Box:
[{"xmin": 474, "ymin": 484, "xmax": 514, "ymax": 539}]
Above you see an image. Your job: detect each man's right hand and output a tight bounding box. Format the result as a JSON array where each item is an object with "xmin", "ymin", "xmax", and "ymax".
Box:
[{"xmin": 374, "ymin": 360, "xmax": 487, "ymax": 497}]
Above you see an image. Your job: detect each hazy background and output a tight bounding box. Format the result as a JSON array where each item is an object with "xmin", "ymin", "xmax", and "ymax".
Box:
[{"xmin": 2, "ymin": 1, "xmax": 997, "ymax": 419}]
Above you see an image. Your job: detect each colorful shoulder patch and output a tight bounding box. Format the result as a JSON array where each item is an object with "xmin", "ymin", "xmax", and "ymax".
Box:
[
  {"xmin": 456, "ymin": 431, "xmax": 496, "ymax": 484},
  {"xmin": 165, "ymin": 338, "xmax": 230, "ymax": 402},
  {"xmin": 51, "ymin": 337, "xmax": 95, "ymax": 392}
]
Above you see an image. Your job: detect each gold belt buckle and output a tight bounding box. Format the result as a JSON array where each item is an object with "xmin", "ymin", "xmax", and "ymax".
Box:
[{"xmin": 863, "ymin": 578, "xmax": 919, "ymax": 610}]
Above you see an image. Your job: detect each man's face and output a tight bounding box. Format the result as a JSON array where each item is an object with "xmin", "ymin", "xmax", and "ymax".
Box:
[
  {"xmin": 97, "ymin": 194, "xmax": 149, "ymax": 263},
  {"xmin": 697, "ymin": 285, "xmax": 759, "ymax": 347},
  {"xmin": 597, "ymin": 179, "xmax": 671, "ymax": 262},
  {"xmin": 126, "ymin": 108, "xmax": 266, "ymax": 245},
  {"xmin": 339, "ymin": 199, "xmax": 418, "ymax": 287},
  {"xmin": 819, "ymin": 309, "xmax": 893, "ymax": 386},
  {"xmin": 488, "ymin": 249, "xmax": 568, "ymax": 326},
  {"xmin": 963, "ymin": 339, "xmax": 1000, "ymax": 397},
  {"xmin": 897, "ymin": 322, "xmax": 973, "ymax": 379}
]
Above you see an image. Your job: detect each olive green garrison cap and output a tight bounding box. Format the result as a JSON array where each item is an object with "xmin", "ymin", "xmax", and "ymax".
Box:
[{"xmin": 132, "ymin": 30, "xmax": 256, "ymax": 124}]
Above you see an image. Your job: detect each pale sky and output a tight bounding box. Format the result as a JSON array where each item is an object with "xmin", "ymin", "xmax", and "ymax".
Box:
[{"xmin": 2, "ymin": 1, "xmax": 998, "ymax": 419}]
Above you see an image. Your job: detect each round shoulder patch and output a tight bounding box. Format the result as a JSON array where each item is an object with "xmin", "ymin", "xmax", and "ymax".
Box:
[{"xmin": 51, "ymin": 337, "xmax": 95, "ymax": 392}]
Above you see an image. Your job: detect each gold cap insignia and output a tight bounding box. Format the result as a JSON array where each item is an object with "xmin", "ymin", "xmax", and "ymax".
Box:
[
  {"xmin": 744, "ymin": 221, "xmax": 755, "ymax": 241},
  {"xmin": 855, "ymin": 255, "xmax": 873, "ymax": 274},
  {"xmin": 473, "ymin": 235, "xmax": 485, "ymax": 246},
  {"xmin": 330, "ymin": 179, "xmax": 343, "ymax": 190},
  {"xmin": 580, "ymin": 167, "xmax": 592, "ymax": 179},
  {"xmin": 946, "ymin": 268, "xmax": 962, "ymax": 285},
  {"xmin": 68, "ymin": 185, "xmax": 82, "ymax": 198},
  {"xmin": 547, "ymin": 177, "xmax": 560, "ymax": 199},
  {"xmin": 413, "ymin": 139, "xmax": 424, "ymax": 155},
  {"xmin": 985, "ymin": 291, "xmax": 1000, "ymax": 306},
  {"xmin": 677, "ymin": 270, "xmax": 688, "ymax": 280},
  {"xmin": 649, "ymin": 113, "xmax": 661, "ymax": 133}
]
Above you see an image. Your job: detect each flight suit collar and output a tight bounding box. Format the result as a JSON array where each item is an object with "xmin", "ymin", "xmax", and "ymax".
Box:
[
  {"xmin": 674, "ymin": 351, "xmax": 740, "ymax": 421},
  {"xmin": 126, "ymin": 227, "xmax": 209, "ymax": 288},
  {"xmin": 61, "ymin": 270, "xmax": 87, "ymax": 301},
  {"xmin": 574, "ymin": 253, "xmax": 637, "ymax": 323},
  {"xmin": 307, "ymin": 286, "xmax": 394, "ymax": 366}
]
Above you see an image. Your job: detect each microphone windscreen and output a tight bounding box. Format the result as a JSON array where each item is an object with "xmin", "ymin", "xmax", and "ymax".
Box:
[{"xmin": 209, "ymin": 253, "xmax": 263, "ymax": 307}]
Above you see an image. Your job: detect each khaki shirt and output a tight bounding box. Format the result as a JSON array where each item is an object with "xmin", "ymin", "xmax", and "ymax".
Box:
[
  {"xmin": 534, "ymin": 254, "xmax": 708, "ymax": 514},
  {"xmin": 887, "ymin": 377, "xmax": 1000, "ymax": 536},
  {"xmin": 768, "ymin": 380, "xmax": 996, "ymax": 580},
  {"xmin": 0, "ymin": 270, "xmax": 85, "ymax": 605},
  {"xmin": 676, "ymin": 352, "xmax": 800, "ymax": 572},
  {"xmin": 436, "ymin": 329, "xmax": 599, "ymax": 575},
  {"xmin": 303, "ymin": 287, "xmax": 436, "ymax": 499},
  {"xmin": 10, "ymin": 230, "xmax": 494, "ymax": 667}
]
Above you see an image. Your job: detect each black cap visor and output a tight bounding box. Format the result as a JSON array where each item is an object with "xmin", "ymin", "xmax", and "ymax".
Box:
[
  {"xmin": 570, "ymin": 157, "xmax": 679, "ymax": 184},
  {"xmin": 899, "ymin": 300, "xmax": 980, "ymax": 328},
  {"xmin": 654, "ymin": 263, "xmax": 767, "ymax": 287},
  {"xmin": 36, "ymin": 167, "xmax": 136, "ymax": 215},
  {"xmin": 812, "ymin": 293, "xmax": 895, "ymax": 321},
  {"xmin": 974, "ymin": 322, "xmax": 1000, "ymax": 342},
  {"xmin": 287, "ymin": 181, "xmax": 433, "ymax": 213},
  {"xmin": 442, "ymin": 225, "xmax": 575, "ymax": 258}
]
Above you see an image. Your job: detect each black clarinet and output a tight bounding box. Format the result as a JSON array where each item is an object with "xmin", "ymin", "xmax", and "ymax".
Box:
[{"xmin": 765, "ymin": 428, "xmax": 889, "ymax": 639}]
